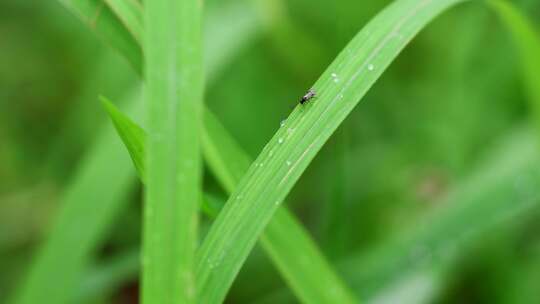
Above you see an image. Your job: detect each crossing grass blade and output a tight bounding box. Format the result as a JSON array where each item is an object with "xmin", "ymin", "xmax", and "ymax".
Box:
[
  {"xmin": 103, "ymin": 99, "xmax": 358, "ymax": 303},
  {"xmin": 195, "ymin": 0, "xmax": 467, "ymax": 302},
  {"xmin": 143, "ymin": 0, "xmax": 204, "ymax": 302}
]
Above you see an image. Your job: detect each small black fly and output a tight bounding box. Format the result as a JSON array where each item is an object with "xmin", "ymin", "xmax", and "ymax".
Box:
[{"xmin": 300, "ymin": 89, "xmax": 316, "ymax": 105}]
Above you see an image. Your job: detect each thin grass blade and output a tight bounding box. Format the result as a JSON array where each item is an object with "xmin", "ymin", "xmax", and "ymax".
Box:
[
  {"xmin": 195, "ymin": 0, "xmax": 466, "ymax": 302},
  {"xmin": 202, "ymin": 110, "xmax": 358, "ymax": 303}
]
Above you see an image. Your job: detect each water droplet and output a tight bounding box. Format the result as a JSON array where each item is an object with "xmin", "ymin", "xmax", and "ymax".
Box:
[
  {"xmin": 269, "ymin": 150, "xmax": 274, "ymax": 157},
  {"xmin": 331, "ymin": 72, "xmax": 340, "ymax": 83},
  {"xmin": 280, "ymin": 120, "xmax": 286, "ymax": 127},
  {"xmin": 367, "ymin": 64, "xmax": 375, "ymax": 71},
  {"xmin": 286, "ymin": 160, "xmax": 292, "ymax": 166},
  {"xmin": 278, "ymin": 138, "xmax": 284, "ymax": 144},
  {"xmin": 275, "ymin": 200, "xmax": 280, "ymax": 206},
  {"xmin": 259, "ymin": 163, "xmax": 264, "ymax": 167},
  {"xmin": 208, "ymin": 257, "xmax": 222, "ymax": 269}
]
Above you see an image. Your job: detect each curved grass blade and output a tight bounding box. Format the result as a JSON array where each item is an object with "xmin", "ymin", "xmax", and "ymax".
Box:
[
  {"xmin": 203, "ymin": 110, "xmax": 358, "ymax": 303},
  {"xmin": 95, "ymin": 0, "xmax": 536, "ymax": 302},
  {"xmin": 256, "ymin": 126, "xmax": 540, "ymax": 303},
  {"xmin": 143, "ymin": 0, "xmax": 204, "ymax": 302},
  {"xmin": 103, "ymin": 99, "xmax": 357, "ymax": 303},
  {"xmin": 195, "ymin": 0, "xmax": 466, "ymax": 302}
]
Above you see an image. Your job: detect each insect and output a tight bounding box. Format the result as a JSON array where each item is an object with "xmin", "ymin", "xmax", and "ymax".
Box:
[{"xmin": 300, "ymin": 88, "xmax": 316, "ymax": 105}]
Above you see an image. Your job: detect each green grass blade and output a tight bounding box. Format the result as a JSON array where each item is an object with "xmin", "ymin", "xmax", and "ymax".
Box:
[
  {"xmin": 104, "ymin": 99, "xmax": 357, "ymax": 303},
  {"xmin": 202, "ymin": 110, "xmax": 358, "ymax": 303},
  {"xmin": 488, "ymin": 0, "xmax": 540, "ymax": 132},
  {"xmin": 10, "ymin": 99, "xmax": 138, "ymax": 304},
  {"xmin": 103, "ymin": 0, "xmax": 143, "ymax": 43},
  {"xmin": 143, "ymin": 0, "xmax": 203, "ymax": 303},
  {"xmin": 57, "ymin": 0, "xmax": 142, "ymax": 74},
  {"xmin": 195, "ymin": 0, "xmax": 465, "ymax": 302}
]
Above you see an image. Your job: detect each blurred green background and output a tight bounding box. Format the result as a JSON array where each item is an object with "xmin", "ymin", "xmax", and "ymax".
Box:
[{"xmin": 2, "ymin": 0, "xmax": 540, "ymax": 303}]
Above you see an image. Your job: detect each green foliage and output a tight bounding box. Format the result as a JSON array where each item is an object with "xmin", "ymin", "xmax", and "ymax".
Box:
[{"xmin": 3, "ymin": 0, "xmax": 540, "ymax": 303}]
